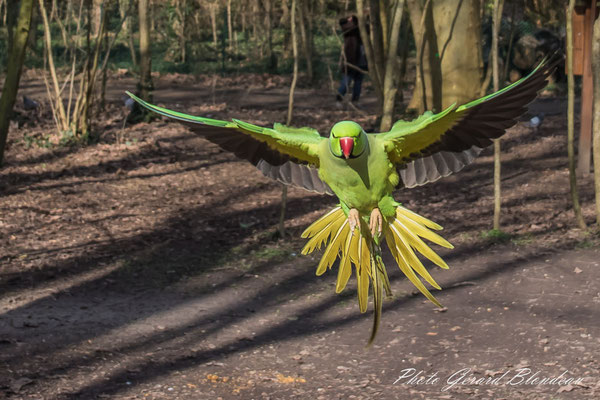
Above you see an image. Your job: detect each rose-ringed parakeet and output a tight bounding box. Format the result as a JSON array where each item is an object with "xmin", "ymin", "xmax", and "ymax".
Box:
[{"xmin": 126, "ymin": 56, "xmax": 558, "ymax": 344}]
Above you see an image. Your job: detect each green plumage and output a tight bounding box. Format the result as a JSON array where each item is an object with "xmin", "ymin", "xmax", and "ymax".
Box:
[{"xmin": 126, "ymin": 55, "xmax": 559, "ymax": 344}]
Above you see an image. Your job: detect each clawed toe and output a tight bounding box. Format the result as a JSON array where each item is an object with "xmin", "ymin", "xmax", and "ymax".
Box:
[
  {"xmin": 348, "ymin": 208, "xmax": 360, "ymax": 234},
  {"xmin": 369, "ymin": 208, "xmax": 383, "ymax": 236}
]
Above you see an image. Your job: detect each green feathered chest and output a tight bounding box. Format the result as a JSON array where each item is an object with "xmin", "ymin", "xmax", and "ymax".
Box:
[{"xmin": 317, "ymin": 136, "xmax": 398, "ymax": 214}]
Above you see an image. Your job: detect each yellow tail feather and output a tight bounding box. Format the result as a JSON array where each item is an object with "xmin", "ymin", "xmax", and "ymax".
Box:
[
  {"xmin": 302, "ymin": 204, "xmax": 451, "ymax": 343},
  {"xmin": 388, "ymin": 223, "xmax": 441, "ymax": 290}
]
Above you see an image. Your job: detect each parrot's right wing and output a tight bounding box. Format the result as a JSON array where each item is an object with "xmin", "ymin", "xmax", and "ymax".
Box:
[{"xmin": 126, "ymin": 92, "xmax": 334, "ymax": 195}]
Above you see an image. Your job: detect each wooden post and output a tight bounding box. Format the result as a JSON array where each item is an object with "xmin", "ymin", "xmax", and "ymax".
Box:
[
  {"xmin": 577, "ymin": 2, "xmax": 595, "ymax": 175},
  {"xmin": 575, "ymin": 1, "xmax": 599, "ymax": 176}
]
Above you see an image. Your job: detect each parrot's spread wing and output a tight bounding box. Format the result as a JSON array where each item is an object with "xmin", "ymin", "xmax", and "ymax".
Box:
[
  {"xmin": 378, "ymin": 55, "xmax": 560, "ymax": 187},
  {"xmin": 126, "ymin": 92, "xmax": 333, "ymax": 195},
  {"xmin": 257, "ymin": 160, "xmax": 334, "ymax": 195},
  {"xmin": 399, "ymin": 147, "xmax": 483, "ymax": 188}
]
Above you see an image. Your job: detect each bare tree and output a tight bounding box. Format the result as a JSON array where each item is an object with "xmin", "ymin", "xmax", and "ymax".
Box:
[
  {"xmin": 298, "ymin": 0, "xmax": 313, "ymax": 81},
  {"xmin": 492, "ymin": 0, "xmax": 504, "ymax": 231},
  {"xmin": 356, "ymin": 0, "xmax": 407, "ymax": 131},
  {"xmin": 5, "ymin": 0, "xmax": 20, "ymax": 59},
  {"xmin": 39, "ymin": 0, "xmax": 107, "ymax": 137},
  {"xmin": 227, "ymin": 0, "xmax": 233, "ymax": 51},
  {"xmin": 407, "ymin": 0, "xmax": 483, "ymax": 113},
  {"xmin": 173, "ymin": 0, "xmax": 187, "ymax": 63},
  {"xmin": 434, "ymin": 0, "xmax": 484, "ymax": 108},
  {"xmin": 566, "ymin": 0, "xmax": 586, "ymax": 229},
  {"xmin": 77, "ymin": 0, "xmax": 106, "ymax": 136},
  {"xmin": 280, "ymin": 0, "xmax": 300, "ymax": 237},
  {"xmin": 262, "ymin": 0, "xmax": 276, "ymax": 70},
  {"xmin": 406, "ymin": 0, "xmax": 441, "ymax": 113},
  {"xmin": 208, "ymin": 1, "xmax": 218, "ymax": 47},
  {"xmin": 138, "ymin": 0, "xmax": 153, "ymax": 106},
  {"xmin": 287, "ymin": 0, "xmax": 299, "ymax": 126},
  {"xmin": 119, "ymin": 0, "xmax": 137, "ymax": 66},
  {"xmin": 380, "ymin": 0, "xmax": 406, "ymax": 131},
  {"xmin": 39, "ymin": 0, "xmax": 68, "ymax": 133},
  {"xmin": 92, "ymin": 0, "xmax": 102, "ymax": 36},
  {"xmin": 0, "ymin": 0, "xmax": 34, "ymax": 166}
]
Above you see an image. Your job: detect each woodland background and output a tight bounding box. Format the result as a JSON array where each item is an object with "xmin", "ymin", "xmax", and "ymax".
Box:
[{"xmin": 2, "ymin": 1, "xmax": 600, "ymax": 399}]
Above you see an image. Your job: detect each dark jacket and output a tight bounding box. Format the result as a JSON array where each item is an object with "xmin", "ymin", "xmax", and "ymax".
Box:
[{"xmin": 339, "ymin": 16, "xmax": 367, "ymax": 73}]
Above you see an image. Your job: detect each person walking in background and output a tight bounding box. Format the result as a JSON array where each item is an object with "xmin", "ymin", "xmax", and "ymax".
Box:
[{"xmin": 336, "ymin": 15, "xmax": 368, "ymax": 105}]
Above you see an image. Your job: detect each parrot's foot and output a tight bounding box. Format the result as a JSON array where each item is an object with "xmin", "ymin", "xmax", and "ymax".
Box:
[
  {"xmin": 348, "ymin": 208, "xmax": 360, "ymax": 234},
  {"xmin": 370, "ymin": 208, "xmax": 383, "ymax": 236}
]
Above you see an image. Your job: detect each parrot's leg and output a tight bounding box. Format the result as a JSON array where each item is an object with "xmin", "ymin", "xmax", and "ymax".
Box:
[
  {"xmin": 348, "ymin": 208, "xmax": 360, "ymax": 234},
  {"xmin": 369, "ymin": 208, "xmax": 383, "ymax": 237}
]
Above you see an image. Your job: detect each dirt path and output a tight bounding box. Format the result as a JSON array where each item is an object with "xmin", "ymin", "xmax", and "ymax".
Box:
[{"xmin": 1, "ymin": 73, "xmax": 599, "ymax": 399}]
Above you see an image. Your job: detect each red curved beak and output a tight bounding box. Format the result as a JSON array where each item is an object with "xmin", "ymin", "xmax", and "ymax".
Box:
[{"xmin": 340, "ymin": 137, "xmax": 354, "ymax": 159}]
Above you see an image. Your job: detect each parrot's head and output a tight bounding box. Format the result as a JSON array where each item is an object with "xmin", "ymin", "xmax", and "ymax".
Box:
[{"xmin": 329, "ymin": 121, "xmax": 367, "ymax": 159}]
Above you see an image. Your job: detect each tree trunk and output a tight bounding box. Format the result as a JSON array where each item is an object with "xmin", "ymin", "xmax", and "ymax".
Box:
[
  {"xmin": 240, "ymin": 2, "xmax": 246, "ymax": 35},
  {"xmin": 380, "ymin": 0, "xmax": 406, "ymax": 131},
  {"xmin": 209, "ymin": 2, "xmax": 218, "ymax": 47},
  {"xmin": 262, "ymin": 0, "xmax": 276, "ymax": 70},
  {"xmin": 281, "ymin": 0, "xmax": 300, "ymax": 237},
  {"xmin": 119, "ymin": 0, "xmax": 137, "ymax": 66},
  {"xmin": 53, "ymin": 0, "xmax": 71, "ymax": 62},
  {"xmin": 356, "ymin": 0, "xmax": 410, "ymax": 130},
  {"xmin": 6, "ymin": 0, "xmax": 19, "ymax": 59},
  {"xmin": 287, "ymin": 0, "xmax": 299, "ymax": 126},
  {"xmin": 433, "ymin": 0, "xmax": 483, "ymax": 108},
  {"xmin": 92, "ymin": 0, "xmax": 102, "ymax": 37},
  {"xmin": 174, "ymin": 0, "xmax": 186, "ymax": 63},
  {"xmin": 592, "ymin": 7, "xmax": 600, "ymax": 227},
  {"xmin": 369, "ymin": 0, "xmax": 385, "ymax": 78},
  {"xmin": 227, "ymin": 0, "xmax": 233, "ymax": 51},
  {"xmin": 491, "ymin": 0, "xmax": 504, "ymax": 231},
  {"xmin": 298, "ymin": 0, "xmax": 313, "ymax": 81},
  {"xmin": 357, "ymin": 0, "xmax": 383, "ymax": 104},
  {"xmin": 280, "ymin": 0, "xmax": 289, "ymax": 26},
  {"xmin": 566, "ymin": 0, "xmax": 587, "ymax": 229},
  {"xmin": 78, "ymin": 0, "xmax": 106, "ymax": 137},
  {"xmin": 0, "ymin": 0, "xmax": 34, "ymax": 166},
  {"xmin": 100, "ymin": 21, "xmax": 109, "ymax": 111},
  {"xmin": 38, "ymin": 0, "xmax": 69, "ymax": 132},
  {"xmin": 138, "ymin": 0, "xmax": 153, "ymax": 110},
  {"xmin": 406, "ymin": 0, "xmax": 442, "ymax": 113},
  {"xmin": 306, "ymin": 0, "xmax": 315, "ymax": 72}
]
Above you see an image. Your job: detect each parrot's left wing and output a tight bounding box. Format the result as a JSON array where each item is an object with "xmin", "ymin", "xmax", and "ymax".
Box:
[
  {"xmin": 126, "ymin": 92, "xmax": 334, "ymax": 195},
  {"xmin": 378, "ymin": 55, "xmax": 560, "ymax": 188},
  {"xmin": 399, "ymin": 146, "xmax": 483, "ymax": 188}
]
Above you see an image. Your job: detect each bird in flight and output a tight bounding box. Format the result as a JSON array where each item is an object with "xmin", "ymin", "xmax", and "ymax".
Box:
[{"xmin": 126, "ymin": 55, "xmax": 558, "ymax": 344}]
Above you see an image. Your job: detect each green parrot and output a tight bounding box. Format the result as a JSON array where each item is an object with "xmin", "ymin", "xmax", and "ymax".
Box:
[{"xmin": 126, "ymin": 56, "xmax": 558, "ymax": 344}]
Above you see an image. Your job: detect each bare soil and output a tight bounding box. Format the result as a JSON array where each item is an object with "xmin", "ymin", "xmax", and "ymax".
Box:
[{"xmin": 1, "ymin": 71, "xmax": 599, "ymax": 399}]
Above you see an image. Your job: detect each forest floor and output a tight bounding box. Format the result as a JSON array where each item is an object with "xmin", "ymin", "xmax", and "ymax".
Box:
[{"xmin": 1, "ymin": 70, "xmax": 600, "ymax": 399}]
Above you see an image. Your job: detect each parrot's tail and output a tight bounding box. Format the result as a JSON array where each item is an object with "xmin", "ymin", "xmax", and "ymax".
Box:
[{"xmin": 301, "ymin": 205, "xmax": 453, "ymax": 344}]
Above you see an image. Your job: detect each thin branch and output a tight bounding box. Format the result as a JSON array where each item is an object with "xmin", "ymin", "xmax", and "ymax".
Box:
[
  {"xmin": 567, "ymin": 0, "xmax": 587, "ymax": 229},
  {"xmin": 38, "ymin": 0, "xmax": 69, "ymax": 132}
]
